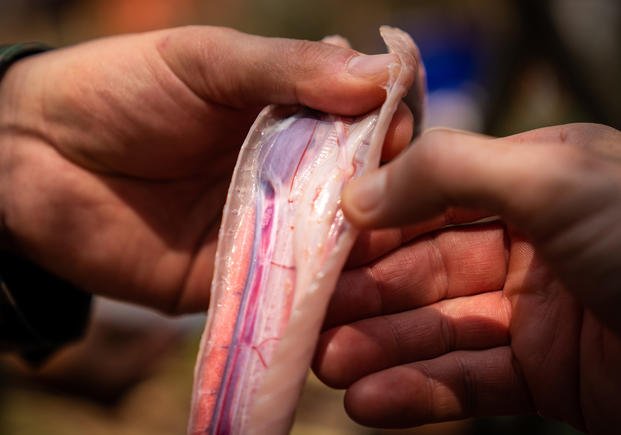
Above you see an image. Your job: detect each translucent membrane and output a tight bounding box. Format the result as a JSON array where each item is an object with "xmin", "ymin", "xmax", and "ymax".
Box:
[{"xmin": 189, "ymin": 26, "xmax": 422, "ymax": 435}]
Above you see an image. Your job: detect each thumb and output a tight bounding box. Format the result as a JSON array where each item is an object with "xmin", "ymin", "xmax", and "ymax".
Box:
[
  {"xmin": 154, "ymin": 26, "xmax": 399, "ymax": 115},
  {"xmin": 341, "ymin": 126, "xmax": 614, "ymax": 234},
  {"xmin": 342, "ymin": 126, "xmax": 621, "ymax": 331}
]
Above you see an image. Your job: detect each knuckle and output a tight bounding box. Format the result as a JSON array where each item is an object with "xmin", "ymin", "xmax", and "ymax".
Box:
[
  {"xmin": 409, "ymin": 130, "xmax": 454, "ymax": 180},
  {"xmin": 455, "ymin": 353, "xmax": 478, "ymax": 414},
  {"xmin": 284, "ymin": 39, "xmax": 331, "ymax": 69},
  {"xmin": 556, "ymin": 122, "xmax": 613, "ymax": 145},
  {"xmin": 175, "ymin": 24, "xmax": 238, "ymax": 41},
  {"xmin": 558, "ymin": 123, "xmax": 621, "ymax": 161},
  {"xmin": 424, "ymin": 237, "xmax": 449, "ymax": 301},
  {"xmin": 551, "ymin": 143, "xmax": 600, "ymax": 176},
  {"xmin": 280, "ymin": 38, "xmax": 353, "ymax": 81},
  {"xmin": 419, "ymin": 127, "xmax": 456, "ymax": 154},
  {"xmin": 439, "ymin": 314, "xmax": 456, "ymax": 354}
]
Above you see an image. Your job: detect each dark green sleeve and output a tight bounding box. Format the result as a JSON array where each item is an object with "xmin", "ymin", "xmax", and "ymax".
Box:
[
  {"xmin": 0, "ymin": 43, "xmax": 51, "ymax": 78},
  {"xmin": 0, "ymin": 254, "xmax": 92, "ymax": 363}
]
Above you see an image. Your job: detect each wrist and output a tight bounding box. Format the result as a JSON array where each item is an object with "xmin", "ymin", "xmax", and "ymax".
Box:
[
  {"xmin": 0, "ymin": 44, "xmax": 50, "ymax": 250},
  {"xmin": 0, "ymin": 44, "xmax": 50, "ymax": 135},
  {"xmin": 0, "ymin": 44, "xmax": 93, "ymax": 360}
]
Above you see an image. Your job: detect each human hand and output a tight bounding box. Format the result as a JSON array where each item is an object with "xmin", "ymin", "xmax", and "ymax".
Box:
[
  {"xmin": 314, "ymin": 124, "xmax": 621, "ymax": 433},
  {"xmin": 0, "ymin": 26, "xmax": 414, "ymax": 313}
]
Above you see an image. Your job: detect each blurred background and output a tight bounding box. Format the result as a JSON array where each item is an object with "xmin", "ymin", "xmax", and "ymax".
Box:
[{"xmin": 0, "ymin": 0, "xmax": 619, "ymax": 434}]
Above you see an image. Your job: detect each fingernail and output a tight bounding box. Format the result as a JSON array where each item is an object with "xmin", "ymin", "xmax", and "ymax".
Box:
[
  {"xmin": 347, "ymin": 53, "xmax": 396, "ymax": 78},
  {"xmin": 346, "ymin": 171, "xmax": 386, "ymax": 213}
]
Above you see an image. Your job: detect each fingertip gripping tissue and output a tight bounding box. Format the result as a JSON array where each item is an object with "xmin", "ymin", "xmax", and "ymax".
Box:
[{"xmin": 189, "ymin": 26, "xmax": 422, "ymax": 435}]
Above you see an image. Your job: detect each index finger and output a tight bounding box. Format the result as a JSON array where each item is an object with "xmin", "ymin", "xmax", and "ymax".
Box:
[
  {"xmin": 326, "ymin": 222, "xmax": 508, "ymax": 329},
  {"xmin": 156, "ymin": 26, "xmax": 416, "ymax": 116},
  {"xmin": 346, "ymin": 207, "xmax": 490, "ymax": 269}
]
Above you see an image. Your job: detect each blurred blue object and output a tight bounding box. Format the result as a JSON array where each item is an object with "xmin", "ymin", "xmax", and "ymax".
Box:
[
  {"xmin": 399, "ymin": 15, "xmax": 487, "ymax": 131},
  {"xmin": 415, "ymin": 25, "xmax": 481, "ymax": 93}
]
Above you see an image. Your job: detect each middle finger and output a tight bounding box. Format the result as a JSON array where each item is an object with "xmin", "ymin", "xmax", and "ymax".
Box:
[
  {"xmin": 326, "ymin": 223, "xmax": 508, "ymax": 329},
  {"xmin": 315, "ymin": 290, "xmax": 511, "ymax": 388}
]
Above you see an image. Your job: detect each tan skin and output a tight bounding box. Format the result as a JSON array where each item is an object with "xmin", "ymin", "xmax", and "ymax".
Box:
[
  {"xmin": 314, "ymin": 124, "xmax": 621, "ymax": 434},
  {"xmin": 0, "ymin": 26, "xmax": 412, "ymax": 314},
  {"xmin": 2, "ymin": 24, "xmax": 619, "ymax": 434}
]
